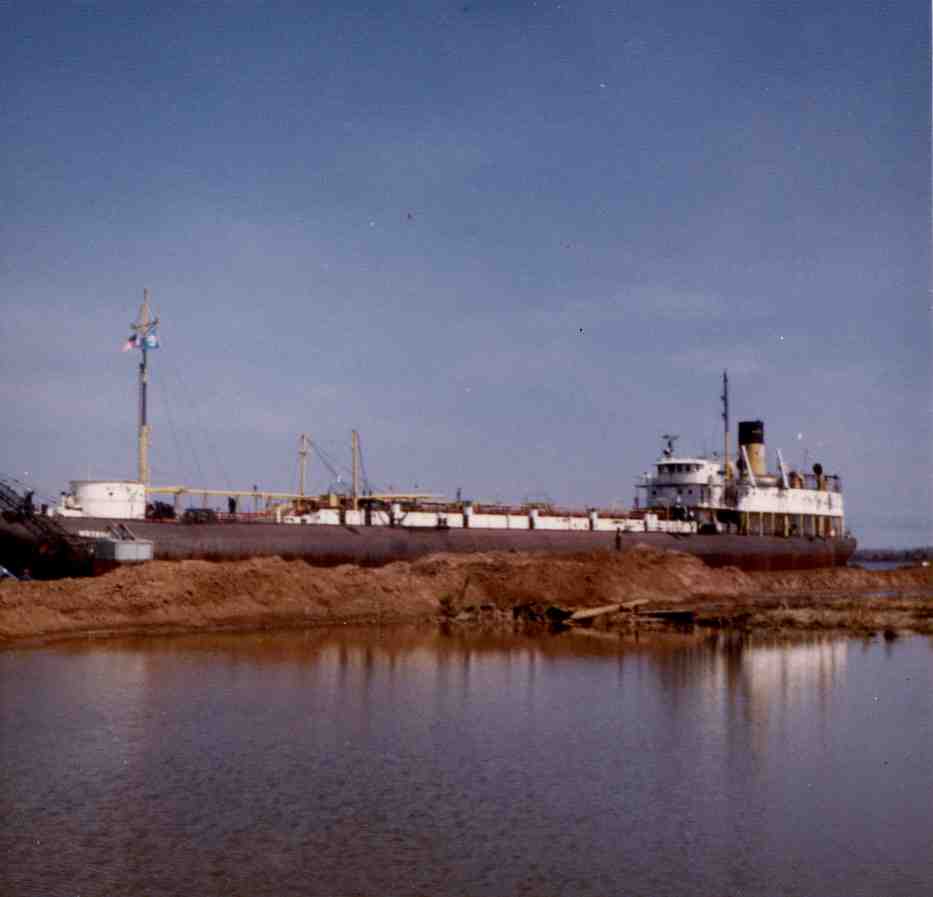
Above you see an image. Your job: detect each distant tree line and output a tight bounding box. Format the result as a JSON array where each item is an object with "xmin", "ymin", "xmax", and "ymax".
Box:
[{"xmin": 852, "ymin": 546, "xmax": 932, "ymax": 563}]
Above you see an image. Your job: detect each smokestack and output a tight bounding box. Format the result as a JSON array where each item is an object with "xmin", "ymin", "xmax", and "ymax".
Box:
[{"xmin": 738, "ymin": 420, "xmax": 767, "ymax": 478}]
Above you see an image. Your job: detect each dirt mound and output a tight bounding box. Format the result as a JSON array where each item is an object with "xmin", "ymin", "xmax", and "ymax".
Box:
[
  {"xmin": 1, "ymin": 548, "xmax": 931, "ymax": 645},
  {"xmin": 747, "ymin": 563, "xmax": 933, "ymax": 594}
]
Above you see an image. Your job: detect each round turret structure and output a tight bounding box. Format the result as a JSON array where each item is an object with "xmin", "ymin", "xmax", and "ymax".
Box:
[{"xmin": 58, "ymin": 481, "xmax": 146, "ymax": 520}]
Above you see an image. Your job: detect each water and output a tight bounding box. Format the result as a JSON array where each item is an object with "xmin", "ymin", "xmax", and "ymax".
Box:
[
  {"xmin": 851, "ymin": 559, "xmax": 921, "ymax": 571},
  {"xmin": 2, "ymin": 627, "xmax": 931, "ymax": 897}
]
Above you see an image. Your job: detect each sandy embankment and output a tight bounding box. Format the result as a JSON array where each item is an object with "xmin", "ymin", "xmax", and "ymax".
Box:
[{"xmin": 1, "ymin": 547, "xmax": 932, "ymax": 645}]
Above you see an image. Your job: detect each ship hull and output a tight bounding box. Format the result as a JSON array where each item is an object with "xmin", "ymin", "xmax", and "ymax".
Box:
[{"xmin": 55, "ymin": 518, "xmax": 857, "ymax": 572}]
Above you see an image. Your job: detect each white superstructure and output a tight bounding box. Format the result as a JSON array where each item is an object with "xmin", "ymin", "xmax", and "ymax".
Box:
[{"xmin": 637, "ymin": 426, "xmax": 846, "ymax": 538}]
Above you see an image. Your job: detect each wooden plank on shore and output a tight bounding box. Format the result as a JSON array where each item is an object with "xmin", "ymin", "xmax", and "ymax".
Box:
[
  {"xmin": 568, "ymin": 599, "xmax": 653, "ymax": 622},
  {"xmin": 569, "ymin": 603, "xmax": 623, "ymax": 622}
]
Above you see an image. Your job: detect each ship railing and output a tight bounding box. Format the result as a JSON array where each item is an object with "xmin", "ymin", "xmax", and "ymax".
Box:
[
  {"xmin": 144, "ymin": 510, "xmax": 293, "ymax": 524},
  {"xmin": 795, "ymin": 474, "xmax": 843, "ymax": 493},
  {"xmin": 472, "ymin": 503, "xmax": 552, "ymax": 516},
  {"xmin": 537, "ymin": 507, "xmax": 596, "ymax": 519}
]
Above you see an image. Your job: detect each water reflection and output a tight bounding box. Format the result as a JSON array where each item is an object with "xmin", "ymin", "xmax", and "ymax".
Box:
[{"xmin": 2, "ymin": 628, "xmax": 931, "ymax": 897}]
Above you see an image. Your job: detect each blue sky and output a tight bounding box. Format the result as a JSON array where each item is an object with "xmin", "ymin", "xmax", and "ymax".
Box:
[{"xmin": 1, "ymin": 0, "xmax": 929, "ymax": 548}]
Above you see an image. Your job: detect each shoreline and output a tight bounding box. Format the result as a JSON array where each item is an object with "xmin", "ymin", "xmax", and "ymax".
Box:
[{"xmin": 1, "ymin": 548, "xmax": 931, "ymax": 648}]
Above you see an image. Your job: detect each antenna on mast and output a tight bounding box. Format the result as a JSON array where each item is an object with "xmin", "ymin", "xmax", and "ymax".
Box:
[
  {"xmin": 661, "ymin": 433, "xmax": 679, "ymax": 457},
  {"xmin": 721, "ymin": 370, "xmax": 730, "ymax": 479},
  {"xmin": 124, "ymin": 289, "xmax": 160, "ymax": 486}
]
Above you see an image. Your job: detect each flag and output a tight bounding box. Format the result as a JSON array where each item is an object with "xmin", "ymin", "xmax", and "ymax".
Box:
[
  {"xmin": 122, "ymin": 334, "xmax": 139, "ymax": 352},
  {"xmin": 144, "ymin": 331, "xmax": 159, "ymax": 349}
]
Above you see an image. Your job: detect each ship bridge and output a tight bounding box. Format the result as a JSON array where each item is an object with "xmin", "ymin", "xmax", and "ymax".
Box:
[
  {"xmin": 639, "ymin": 456, "xmax": 724, "ymax": 516},
  {"xmin": 638, "ymin": 422, "xmax": 847, "ymax": 540}
]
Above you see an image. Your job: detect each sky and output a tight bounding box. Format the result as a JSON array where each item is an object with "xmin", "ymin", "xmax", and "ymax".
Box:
[{"xmin": 1, "ymin": 0, "xmax": 929, "ymax": 549}]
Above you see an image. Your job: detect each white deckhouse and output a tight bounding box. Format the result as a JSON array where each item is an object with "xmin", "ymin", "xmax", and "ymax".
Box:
[{"xmin": 638, "ymin": 425, "xmax": 846, "ymax": 539}]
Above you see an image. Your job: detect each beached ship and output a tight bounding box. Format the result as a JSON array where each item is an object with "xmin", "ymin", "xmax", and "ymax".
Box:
[
  {"xmin": 0, "ymin": 297, "xmax": 856, "ymax": 576},
  {"xmin": 44, "ymin": 405, "xmax": 854, "ymax": 572}
]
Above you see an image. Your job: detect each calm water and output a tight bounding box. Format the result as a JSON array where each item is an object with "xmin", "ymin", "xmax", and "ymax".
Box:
[{"xmin": 2, "ymin": 627, "xmax": 931, "ymax": 897}]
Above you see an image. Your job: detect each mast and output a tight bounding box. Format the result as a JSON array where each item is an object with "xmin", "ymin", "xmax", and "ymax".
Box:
[
  {"xmin": 351, "ymin": 429, "xmax": 360, "ymax": 510},
  {"xmin": 721, "ymin": 369, "xmax": 730, "ymax": 479},
  {"xmin": 128, "ymin": 289, "xmax": 159, "ymax": 486},
  {"xmin": 298, "ymin": 433, "xmax": 310, "ymax": 496}
]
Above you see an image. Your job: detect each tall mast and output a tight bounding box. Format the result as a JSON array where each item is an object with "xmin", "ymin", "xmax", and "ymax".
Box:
[
  {"xmin": 298, "ymin": 433, "xmax": 310, "ymax": 496},
  {"xmin": 351, "ymin": 429, "xmax": 360, "ymax": 510},
  {"xmin": 128, "ymin": 289, "xmax": 159, "ymax": 486},
  {"xmin": 721, "ymin": 369, "xmax": 730, "ymax": 479}
]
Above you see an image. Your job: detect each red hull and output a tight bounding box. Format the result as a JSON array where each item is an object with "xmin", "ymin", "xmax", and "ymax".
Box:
[{"xmin": 59, "ymin": 518, "xmax": 856, "ymax": 572}]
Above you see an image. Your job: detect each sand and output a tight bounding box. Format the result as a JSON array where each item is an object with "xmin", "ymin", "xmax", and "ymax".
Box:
[{"xmin": 1, "ymin": 546, "xmax": 931, "ymax": 646}]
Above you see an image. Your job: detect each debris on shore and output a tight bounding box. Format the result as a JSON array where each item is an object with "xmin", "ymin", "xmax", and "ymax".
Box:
[{"xmin": 1, "ymin": 547, "xmax": 931, "ymax": 646}]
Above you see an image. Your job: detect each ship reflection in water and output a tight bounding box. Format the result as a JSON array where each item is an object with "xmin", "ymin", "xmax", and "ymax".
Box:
[{"xmin": 2, "ymin": 629, "xmax": 931, "ymax": 896}]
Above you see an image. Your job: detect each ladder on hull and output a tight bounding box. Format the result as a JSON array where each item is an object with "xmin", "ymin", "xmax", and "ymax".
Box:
[{"xmin": 0, "ymin": 478, "xmax": 93, "ymax": 569}]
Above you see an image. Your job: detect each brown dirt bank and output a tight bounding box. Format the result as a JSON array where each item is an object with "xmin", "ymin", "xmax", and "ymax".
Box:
[{"xmin": 1, "ymin": 546, "xmax": 931, "ymax": 646}]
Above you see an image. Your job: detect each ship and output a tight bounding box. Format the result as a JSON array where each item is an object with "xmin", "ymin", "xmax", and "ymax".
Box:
[{"xmin": 0, "ymin": 295, "xmax": 856, "ymax": 577}]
